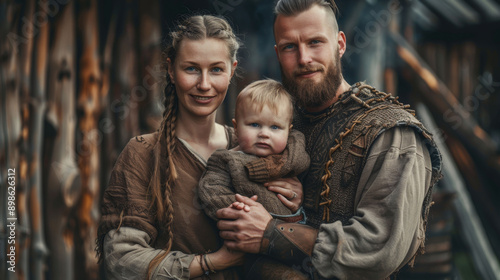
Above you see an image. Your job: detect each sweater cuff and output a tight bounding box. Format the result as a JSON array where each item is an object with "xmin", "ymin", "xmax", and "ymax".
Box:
[{"xmin": 245, "ymin": 159, "xmax": 270, "ymax": 183}]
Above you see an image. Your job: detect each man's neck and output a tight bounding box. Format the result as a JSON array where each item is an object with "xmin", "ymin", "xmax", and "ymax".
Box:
[{"xmin": 304, "ymin": 79, "xmax": 351, "ymax": 113}]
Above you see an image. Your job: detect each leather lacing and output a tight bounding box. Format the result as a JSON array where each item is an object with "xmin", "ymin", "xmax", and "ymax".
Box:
[{"xmin": 317, "ymin": 83, "xmax": 416, "ymax": 221}]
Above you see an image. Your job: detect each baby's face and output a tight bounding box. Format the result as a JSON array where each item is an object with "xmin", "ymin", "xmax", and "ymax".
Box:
[{"xmin": 234, "ymin": 103, "xmax": 291, "ymax": 157}]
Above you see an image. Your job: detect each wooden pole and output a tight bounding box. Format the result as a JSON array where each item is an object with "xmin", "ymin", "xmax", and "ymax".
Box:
[
  {"xmin": 112, "ymin": 2, "xmax": 140, "ymax": 147},
  {"xmin": 138, "ymin": 0, "xmax": 163, "ymax": 132},
  {"xmin": 1, "ymin": 1, "xmax": 22, "ymax": 278},
  {"xmin": 75, "ymin": 0, "xmax": 102, "ymax": 278},
  {"xmin": 17, "ymin": 0, "xmax": 36, "ymax": 278},
  {"xmin": 44, "ymin": 2, "xmax": 81, "ymax": 279},
  {"xmin": 28, "ymin": 4, "xmax": 49, "ymax": 278}
]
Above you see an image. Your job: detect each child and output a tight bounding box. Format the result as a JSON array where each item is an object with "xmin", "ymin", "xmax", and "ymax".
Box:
[{"xmin": 199, "ymin": 79, "xmax": 310, "ymax": 224}]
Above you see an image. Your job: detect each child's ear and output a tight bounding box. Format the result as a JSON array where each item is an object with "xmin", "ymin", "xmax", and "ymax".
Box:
[
  {"xmin": 289, "ymin": 124, "xmax": 293, "ymax": 130},
  {"xmin": 232, "ymin": 119, "xmax": 238, "ymax": 134}
]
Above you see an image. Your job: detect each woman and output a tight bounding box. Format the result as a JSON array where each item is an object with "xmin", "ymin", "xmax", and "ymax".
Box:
[{"xmin": 97, "ymin": 15, "xmax": 302, "ymax": 279}]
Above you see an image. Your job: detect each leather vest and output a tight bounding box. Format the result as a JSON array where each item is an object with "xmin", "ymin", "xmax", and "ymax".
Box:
[{"xmin": 294, "ymin": 83, "xmax": 442, "ymax": 230}]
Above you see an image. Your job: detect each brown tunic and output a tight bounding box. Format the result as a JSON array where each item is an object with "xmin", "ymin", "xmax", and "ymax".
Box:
[{"xmin": 97, "ymin": 127, "xmax": 241, "ymax": 279}]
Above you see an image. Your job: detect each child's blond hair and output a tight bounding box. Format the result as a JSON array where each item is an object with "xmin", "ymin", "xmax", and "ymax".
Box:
[{"xmin": 235, "ymin": 79, "xmax": 294, "ymax": 122}]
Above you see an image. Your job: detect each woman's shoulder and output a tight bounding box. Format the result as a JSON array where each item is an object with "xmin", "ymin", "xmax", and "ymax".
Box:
[{"xmin": 113, "ymin": 131, "xmax": 159, "ymax": 170}]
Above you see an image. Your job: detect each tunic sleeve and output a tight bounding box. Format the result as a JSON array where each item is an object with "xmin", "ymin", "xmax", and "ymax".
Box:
[
  {"xmin": 311, "ymin": 126, "xmax": 433, "ymax": 279},
  {"xmin": 245, "ymin": 129, "xmax": 310, "ymax": 183},
  {"xmin": 103, "ymin": 227, "xmax": 194, "ymax": 280}
]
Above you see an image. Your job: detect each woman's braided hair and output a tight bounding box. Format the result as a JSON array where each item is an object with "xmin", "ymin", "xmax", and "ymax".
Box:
[{"xmin": 147, "ymin": 14, "xmax": 239, "ymax": 277}]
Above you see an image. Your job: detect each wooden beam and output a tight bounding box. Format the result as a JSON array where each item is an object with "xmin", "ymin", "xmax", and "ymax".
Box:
[
  {"xmin": 390, "ymin": 31, "xmax": 500, "ymax": 171},
  {"xmin": 416, "ymin": 103, "xmax": 500, "ymax": 280}
]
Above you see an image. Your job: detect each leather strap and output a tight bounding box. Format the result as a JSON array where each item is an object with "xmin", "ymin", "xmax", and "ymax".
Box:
[{"xmin": 260, "ymin": 219, "xmax": 319, "ymax": 269}]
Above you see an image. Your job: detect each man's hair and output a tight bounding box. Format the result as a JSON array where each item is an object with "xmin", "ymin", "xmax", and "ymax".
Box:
[
  {"xmin": 274, "ymin": 0, "xmax": 339, "ymax": 33},
  {"xmin": 235, "ymin": 79, "xmax": 294, "ymax": 123}
]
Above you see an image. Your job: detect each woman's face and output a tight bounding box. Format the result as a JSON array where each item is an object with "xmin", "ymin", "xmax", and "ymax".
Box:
[{"xmin": 168, "ymin": 38, "xmax": 237, "ymax": 119}]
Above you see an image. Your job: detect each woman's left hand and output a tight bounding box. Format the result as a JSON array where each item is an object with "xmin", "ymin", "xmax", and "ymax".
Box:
[{"xmin": 264, "ymin": 177, "xmax": 303, "ymax": 212}]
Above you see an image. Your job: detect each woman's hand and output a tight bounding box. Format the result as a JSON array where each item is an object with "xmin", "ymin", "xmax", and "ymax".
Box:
[
  {"xmin": 209, "ymin": 244, "xmax": 245, "ymax": 270},
  {"xmin": 264, "ymin": 177, "xmax": 303, "ymax": 212},
  {"xmin": 190, "ymin": 244, "xmax": 245, "ymax": 278}
]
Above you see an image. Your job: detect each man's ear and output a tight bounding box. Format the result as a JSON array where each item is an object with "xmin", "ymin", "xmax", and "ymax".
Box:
[
  {"xmin": 274, "ymin": 45, "xmax": 280, "ymax": 60},
  {"xmin": 167, "ymin": 58, "xmax": 175, "ymax": 83},
  {"xmin": 338, "ymin": 31, "xmax": 347, "ymax": 58},
  {"xmin": 289, "ymin": 124, "xmax": 293, "ymax": 130}
]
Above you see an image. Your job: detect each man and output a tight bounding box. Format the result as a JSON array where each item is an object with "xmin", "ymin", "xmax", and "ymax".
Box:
[{"xmin": 216, "ymin": 0, "xmax": 442, "ymax": 279}]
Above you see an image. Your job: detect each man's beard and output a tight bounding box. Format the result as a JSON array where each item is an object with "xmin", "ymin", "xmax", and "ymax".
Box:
[{"xmin": 281, "ymin": 52, "xmax": 342, "ymax": 109}]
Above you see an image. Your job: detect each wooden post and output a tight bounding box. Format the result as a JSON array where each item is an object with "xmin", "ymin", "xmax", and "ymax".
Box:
[
  {"xmin": 44, "ymin": 2, "xmax": 81, "ymax": 279},
  {"xmin": 138, "ymin": 0, "xmax": 163, "ymax": 132},
  {"xmin": 17, "ymin": 0, "xmax": 36, "ymax": 278},
  {"xmin": 99, "ymin": 4, "xmax": 119, "ymax": 212},
  {"xmin": 112, "ymin": 2, "xmax": 140, "ymax": 147},
  {"xmin": 75, "ymin": 0, "xmax": 102, "ymax": 278},
  {"xmin": 28, "ymin": 4, "xmax": 49, "ymax": 279},
  {"xmin": 1, "ymin": 1, "xmax": 22, "ymax": 278}
]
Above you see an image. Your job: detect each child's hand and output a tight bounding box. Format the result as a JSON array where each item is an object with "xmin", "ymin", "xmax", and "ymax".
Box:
[{"xmin": 229, "ymin": 195, "xmax": 257, "ymax": 212}]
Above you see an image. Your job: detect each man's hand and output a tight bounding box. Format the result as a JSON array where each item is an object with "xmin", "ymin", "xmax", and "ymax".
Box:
[
  {"xmin": 265, "ymin": 177, "xmax": 303, "ymax": 212},
  {"xmin": 216, "ymin": 194, "xmax": 272, "ymax": 254}
]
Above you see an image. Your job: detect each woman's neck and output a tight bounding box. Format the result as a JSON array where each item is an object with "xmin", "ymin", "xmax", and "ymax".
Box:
[
  {"xmin": 175, "ymin": 113, "xmax": 218, "ymax": 143},
  {"xmin": 175, "ymin": 111, "xmax": 228, "ymax": 161}
]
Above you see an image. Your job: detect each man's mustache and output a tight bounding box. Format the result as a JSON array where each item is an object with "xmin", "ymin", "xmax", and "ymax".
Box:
[{"xmin": 294, "ymin": 66, "xmax": 325, "ymax": 76}]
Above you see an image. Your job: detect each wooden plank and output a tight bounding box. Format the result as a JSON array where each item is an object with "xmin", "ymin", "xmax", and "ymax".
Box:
[{"xmin": 447, "ymin": 46, "xmax": 460, "ymax": 99}]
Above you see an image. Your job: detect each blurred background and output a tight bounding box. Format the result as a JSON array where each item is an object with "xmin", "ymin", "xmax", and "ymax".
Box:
[{"xmin": 1, "ymin": 0, "xmax": 500, "ymax": 279}]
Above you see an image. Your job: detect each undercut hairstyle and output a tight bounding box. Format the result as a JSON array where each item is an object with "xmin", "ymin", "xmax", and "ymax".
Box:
[
  {"xmin": 235, "ymin": 79, "xmax": 294, "ymax": 124},
  {"xmin": 147, "ymin": 15, "xmax": 240, "ymax": 278},
  {"xmin": 274, "ymin": 0, "xmax": 339, "ymax": 33}
]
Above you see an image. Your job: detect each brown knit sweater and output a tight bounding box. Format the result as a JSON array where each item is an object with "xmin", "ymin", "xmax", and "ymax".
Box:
[{"xmin": 198, "ymin": 129, "xmax": 310, "ymax": 220}]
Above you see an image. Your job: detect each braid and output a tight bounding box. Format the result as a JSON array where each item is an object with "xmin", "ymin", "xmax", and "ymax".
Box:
[
  {"xmin": 162, "ymin": 85, "xmax": 177, "ymax": 252},
  {"xmin": 146, "ymin": 83, "xmax": 177, "ymax": 277}
]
